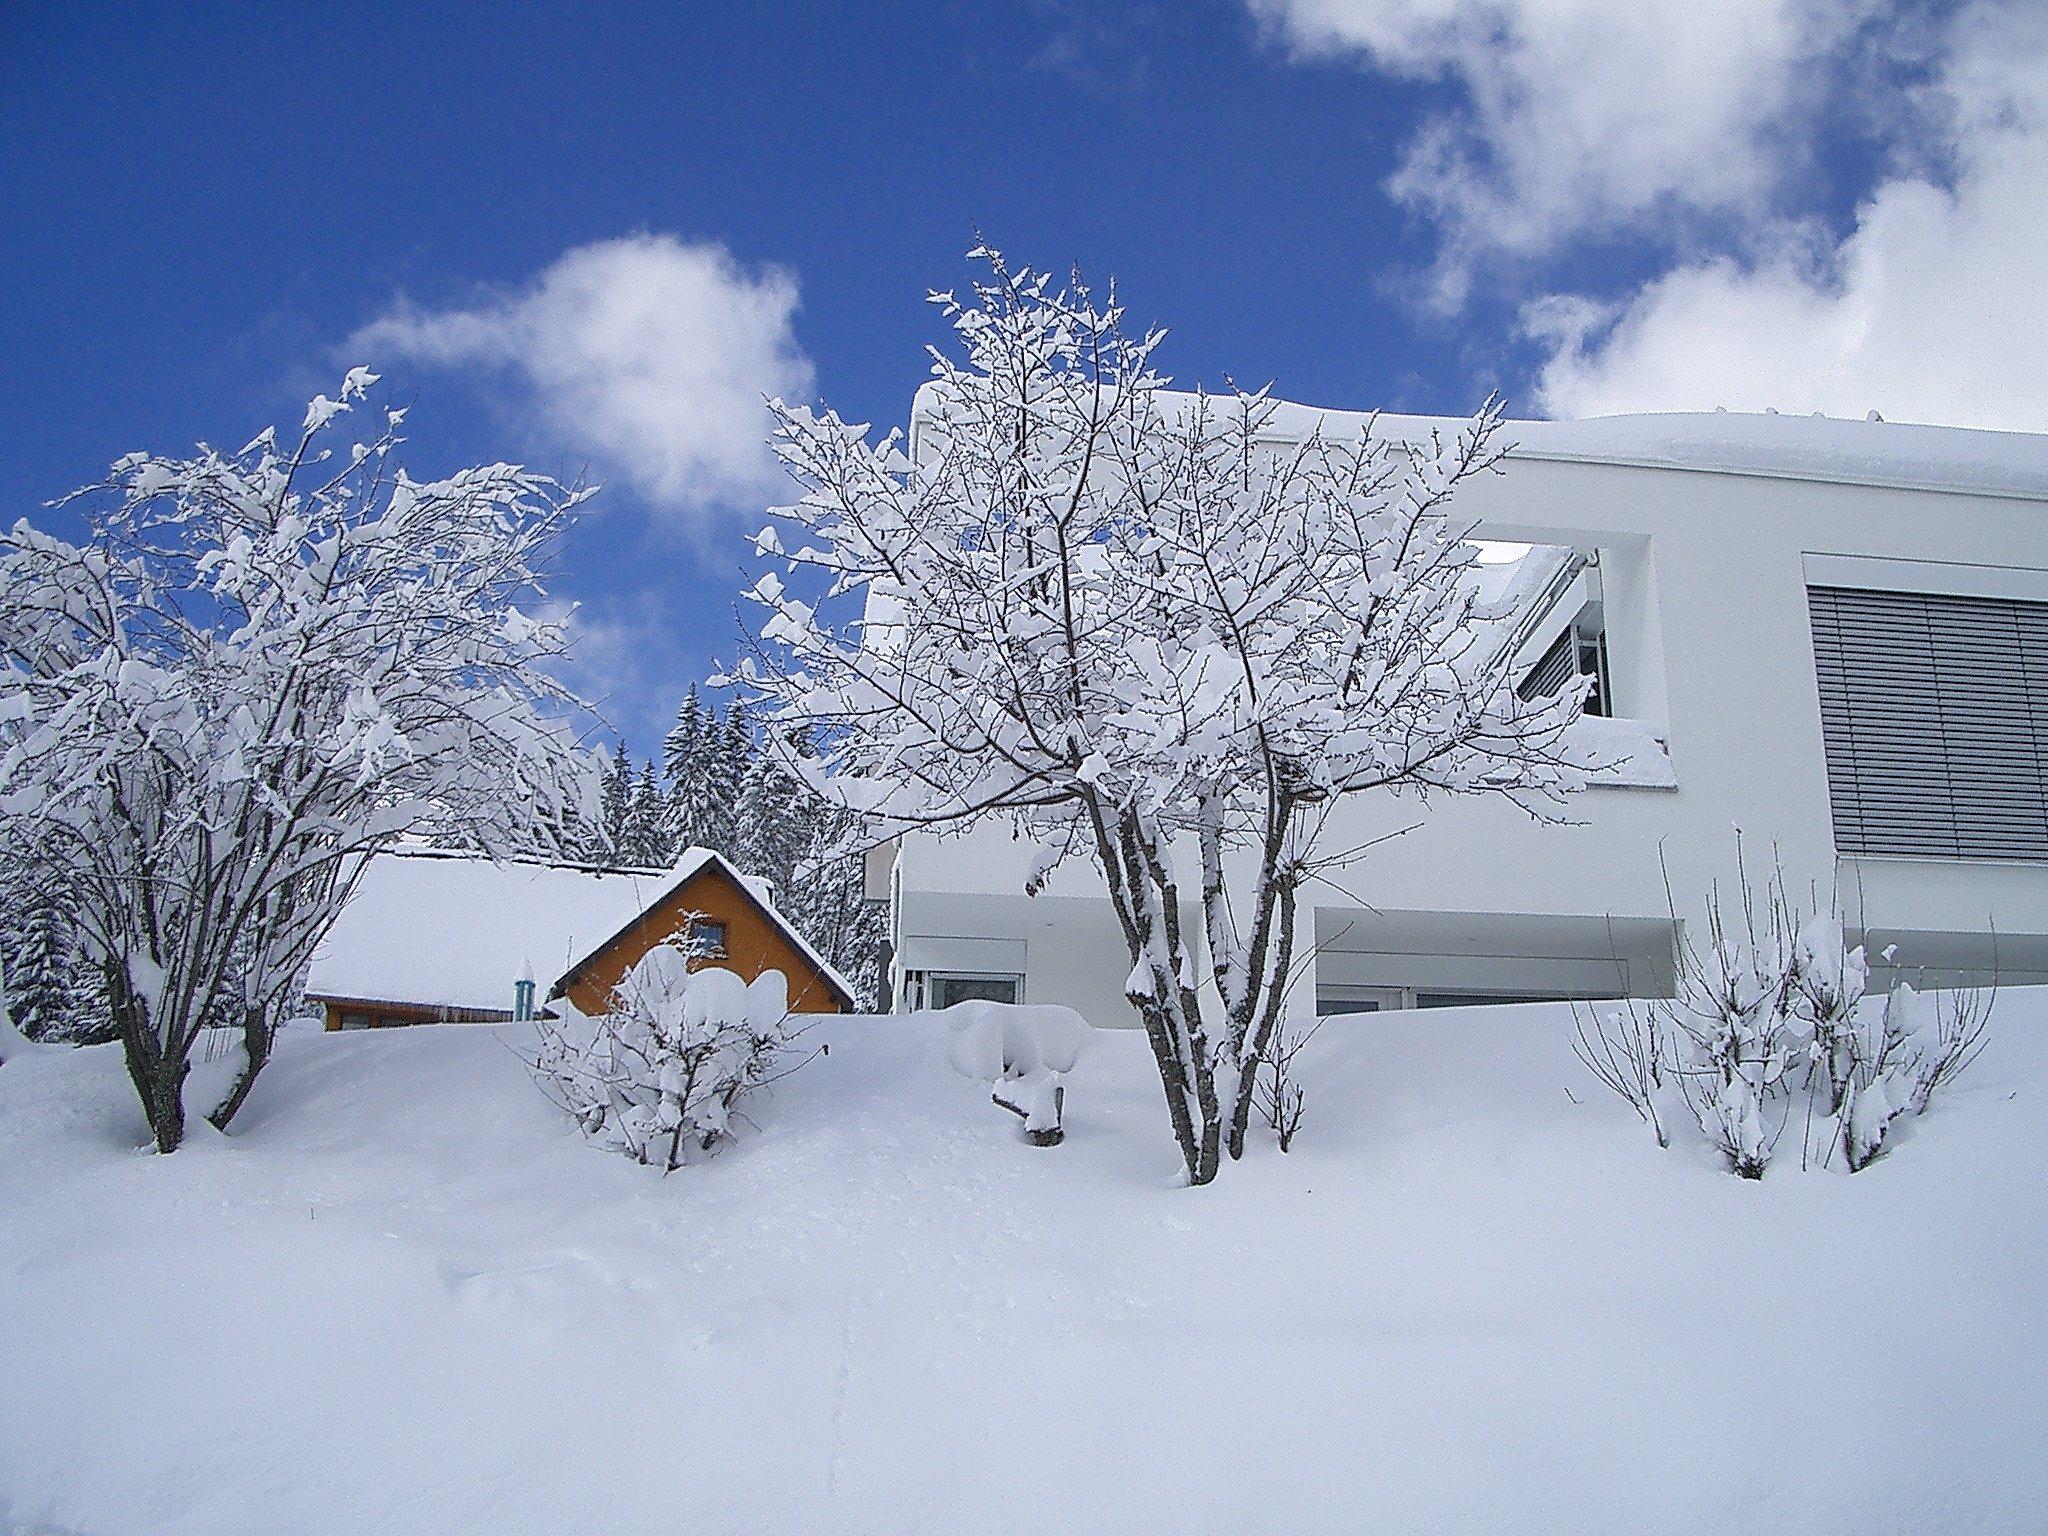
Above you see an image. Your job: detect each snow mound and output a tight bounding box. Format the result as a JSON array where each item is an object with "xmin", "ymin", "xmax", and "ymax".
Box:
[{"xmin": 4, "ymin": 993, "xmax": 2047, "ymax": 1534}]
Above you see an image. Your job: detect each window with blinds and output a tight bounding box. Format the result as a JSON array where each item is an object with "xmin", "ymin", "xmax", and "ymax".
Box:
[
  {"xmin": 1807, "ymin": 585, "xmax": 2048, "ymax": 860},
  {"xmin": 1517, "ymin": 621, "xmax": 1610, "ymax": 716}
]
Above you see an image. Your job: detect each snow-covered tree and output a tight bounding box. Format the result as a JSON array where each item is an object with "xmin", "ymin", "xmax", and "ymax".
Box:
[
  {"xmin": 665, "ymin": 691, "xmax": 743, "ymax": 854},
  {"xmin": 0, "ymin": 822, "xmax": 106, "ymax": 1044},
  {"xmin": 733, "ymin": 249, "xmax": 1589, "ymax": 1184},
  {"xmin": 662, "ymin": 684, "xmax": 710, "ymax": 848},
  {"xmin": 783, "ymin": 802, "xmax": 887, "ymax": 1008},
  {"xmin": 0, "ymin": 951, "xmax": 38, "ymax": 1065},
  {"xmin": 732, "ymin": 744, "xmax": 806, "ymax": 885},
  {"xmin": 600, "ymin": 745, "xmax": 635, "ymax": 859},
  {"xmin": 663, "ymin": 685, "xmax": 706, "ymax": 785},
  {"xmin": 0, "ymin": 876, "xmax": 104, "ymax": 1044},
  {"xmin": 0, "ymin": 370, "xmax": 597, "ymax": 1150},
  {"xmin": 620, "ymin": 760, "xmax": 672, "ymax": 867}
]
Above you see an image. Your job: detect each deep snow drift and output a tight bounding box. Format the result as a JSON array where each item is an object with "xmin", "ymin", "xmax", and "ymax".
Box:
[{"xmin": 3, "ymin": 995, "xmax": 2046, "ymax": 1535}]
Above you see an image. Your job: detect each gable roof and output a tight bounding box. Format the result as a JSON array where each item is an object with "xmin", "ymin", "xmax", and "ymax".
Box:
[
  {"xmin": 305, "ymin": 846, "xmax": 855, "ymax": 1015},
  {"xmin": 560, "ymin": 846, "xmax": 859, "ymax": 1009}
]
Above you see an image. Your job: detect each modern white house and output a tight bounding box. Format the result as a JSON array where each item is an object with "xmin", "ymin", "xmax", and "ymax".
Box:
[{"xmin": 872, "ymin": 401, "xmax": 2048, "ymax": 1025}]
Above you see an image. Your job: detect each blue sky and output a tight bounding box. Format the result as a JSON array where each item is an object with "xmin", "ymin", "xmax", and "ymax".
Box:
[{"xmin": 4, "ymin": 1, "xmax": 2041, "ymax": 756}]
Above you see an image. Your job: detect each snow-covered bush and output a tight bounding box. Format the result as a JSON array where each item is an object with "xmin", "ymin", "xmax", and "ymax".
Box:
[
  {"xmin": 1253, "ymin": 1016, "xmax": 1326, "ymax": 1153},
  {"xmin": 1576, "ymin": 860, "xmax": 1993, "ymax": 1177},
  {"xmin": 531, "ymin": 947, "xmax": 800, "ymax": 1170},
  {"xmin": 944, "ymin": 1001, "xmax": 1091, "ymax": 1147},
  {"xmin": 0, "ymin": 372, "xmax": 595, "ymax": 1150}
]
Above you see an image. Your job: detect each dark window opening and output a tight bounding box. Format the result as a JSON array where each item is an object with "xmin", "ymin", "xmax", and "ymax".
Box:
[
  {"xmin": 1517, "ymin": 621, "xmax": 1610, "ymax": 716},
  {"xmin": 690, "ymin": 919, "xmax": 728, "ymax": 956},
  {"xmin": 931, "ymin": 973, "xmax": 1021, "ymax": 1008}
]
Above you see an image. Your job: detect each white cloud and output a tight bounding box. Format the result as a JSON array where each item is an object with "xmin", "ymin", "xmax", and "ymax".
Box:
[
  {"xmin": 540, "ymin": 589, "xmax": 704, "ymax": 759},
  {"xmin": 351, "ymin": 234, "xmax": 813, "ymax": 527},
  {"xmin": 1246, "ymin": 0, "xmax": 1880, "ymax": 285},
  {"xmin": 1530, "ymin": 3, "xmax": 2048, "ymax": 432}
]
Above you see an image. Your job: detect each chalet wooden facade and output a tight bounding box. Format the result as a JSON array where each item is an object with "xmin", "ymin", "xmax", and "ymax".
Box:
[{"xmin": 305, "ymin": 847, "xmax": 856, "ymax": 1030}]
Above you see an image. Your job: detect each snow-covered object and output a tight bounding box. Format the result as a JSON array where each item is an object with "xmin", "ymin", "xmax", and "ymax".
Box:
[
  {"xmin": 0, "ymin": 371, "xmax": 597, "ymax": 1149},
  {"xmin": 944, "ymin": 1000, "xmax": 1092, "ymax": 1146},
  {"xmin": 734, "ymin": 249, "xmax": 1589, "ymax": 1184},
  {"xmin": 1240, "ymin": 397, "xmax": 2048, "ymax": 504},
  {"xmin": 944, "ymin": 1001, "xmax": 1090, "ymax": 1084},
  {"xmin": 305, "ymin": 844, "xmax": 856, "ymax": 1019},
  {"xmin": 311, "ymin": 852, "xmax": 693, "ymax": 1015},
  {"xmin": 528, "ymin": 946, "xmax": 798, "ymax": 1169}
]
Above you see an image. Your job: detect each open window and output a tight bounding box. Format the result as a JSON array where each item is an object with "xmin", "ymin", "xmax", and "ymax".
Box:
[
  {"xmin": 1486, "ymin": 544, "xmax": 1609, "ymax": 717},
  {"xmin": 1516, "ymin": 617, "xmax": 1610, "ymax": 716}
]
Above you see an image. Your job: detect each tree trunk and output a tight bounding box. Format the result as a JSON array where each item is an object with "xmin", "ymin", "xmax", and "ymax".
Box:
[
  {"xmin": 1223, "ymin": 878, "xmax": 1297, "ymax": 1163},
  {"xmin": 109, "ymin": 960, "xmax": 186, "ymax": 1153},
  {"xmin": 207, "ymin": 1003, "xmax": 272, "ymax": 1132}
]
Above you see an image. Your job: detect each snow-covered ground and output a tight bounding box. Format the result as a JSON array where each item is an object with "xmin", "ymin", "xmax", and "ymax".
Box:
[{"xmin": 4, "ymin": 996, "xmax": 2046, "ymax": 1535}]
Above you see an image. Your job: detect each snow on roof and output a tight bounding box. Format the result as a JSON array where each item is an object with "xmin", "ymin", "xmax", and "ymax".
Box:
[
  {"xmin": 306, "ymin": 846, "xmax": 856, "ymax": 1015},
  {"xmin": 306, "ymin": 851, "xmax": 690, "ymax": 1015},
  {"xmin": 910, "ymin": 379, "xmax": 2048, "ymax": 501},
  {"xmin": 1249, "ymin": 400, "xmax": 2048, "ymax": 503}
]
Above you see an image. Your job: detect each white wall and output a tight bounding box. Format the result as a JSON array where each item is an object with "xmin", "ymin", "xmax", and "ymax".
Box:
[{"xmin": 892, "ymin": 454, "xmax": 2048, "ymax": 1025}]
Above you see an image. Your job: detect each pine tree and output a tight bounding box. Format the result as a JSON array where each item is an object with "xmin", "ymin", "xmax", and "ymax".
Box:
[
  {"xmin": 622, "ymin": 761, "xmax": 672, "ymax": 867},
  {"xmin": 782, "ymin": 801, "xmax": 888, "ymax": 1009},
  {"xmin": 707, "ymin": 701, "xmax": 751, "ymax": 851},
  {"xmin": 669, "ymin": 697, "xmax": 741, "ymax": 855},
  {"xmin": 732, "ymin": 749, "xmax": 806, "ymax": 891},
  {"xmin": 0, "ymin": 871, "xmax": 109, "ymax": 1043},
  {"xmin": 663, "ymin": 684, "xmax": 704, "ymax": 788},
  {"xmin": 600, "ymin": 745, "xmax": 634, "ymax": 862}
]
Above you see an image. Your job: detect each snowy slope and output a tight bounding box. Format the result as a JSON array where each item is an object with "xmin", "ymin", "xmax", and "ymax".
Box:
[{"xmin": 3, "ymin": 996, "xmax": 2046, "ymax": 1535}]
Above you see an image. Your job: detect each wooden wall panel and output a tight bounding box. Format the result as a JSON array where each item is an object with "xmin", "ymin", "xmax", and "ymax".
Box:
[{"xmin": 555, "ymin": 863, "xmax": 847, "ymax": 1017}]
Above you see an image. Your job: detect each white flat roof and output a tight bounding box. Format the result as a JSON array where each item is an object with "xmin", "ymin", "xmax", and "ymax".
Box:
[
  {"xmin": 909, "ymin": 380, "xmax": 2048, "ymax": 502},
  {"xmin": 1256, "ymin": 401, "xmax": 2048, "ymax": 504}
]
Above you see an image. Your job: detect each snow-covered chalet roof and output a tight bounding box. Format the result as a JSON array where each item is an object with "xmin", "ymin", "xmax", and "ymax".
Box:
[{"xmin": 305, "ymin": 846, "xmax": 853, "ymax": 1016}]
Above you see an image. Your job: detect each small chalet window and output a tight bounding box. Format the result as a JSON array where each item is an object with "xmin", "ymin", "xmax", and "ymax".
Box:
[{"xmin": 690, "ymin": 919, "xmax": 728, "ymax": 956}]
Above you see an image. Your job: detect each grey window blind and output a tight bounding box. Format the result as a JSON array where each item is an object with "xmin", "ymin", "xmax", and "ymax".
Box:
[
  {"xmin": 1517, "ymin": 624, "xmax": 1610, "ymax": 716},
  {"xmin": 1518, "ymin": 627, "xmax": 1576, "ymax": 702},
  {"xmin": 1807, "ymin": 585, "xmax": 2048, "ymax": 860}
]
